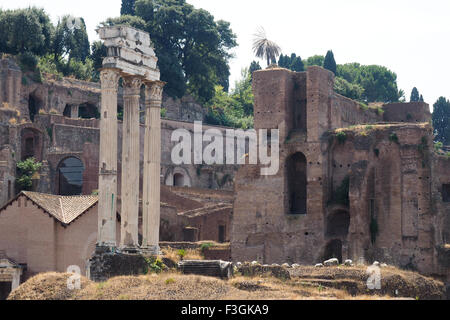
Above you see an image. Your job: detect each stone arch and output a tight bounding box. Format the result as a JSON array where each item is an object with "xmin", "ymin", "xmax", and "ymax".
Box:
[
  {"xmin": 164, "ymin": 167, "xmax": 192, "ymax": 187},
  {"xmin": 286, "ymin": 152, "xmax": 307, "ymax": 215},
  {"xmin": 20, "ymin": 127, "xmax": 44, "ymax": 161},
  {"xmin": 57, "ymin": 156, "xmax": 85, "ymax": 195},
  {"xmin": 326, "ymin": 209, "xmax": 350, "ymax": 238}
]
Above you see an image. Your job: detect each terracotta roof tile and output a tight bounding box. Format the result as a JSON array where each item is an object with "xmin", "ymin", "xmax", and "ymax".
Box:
[{"xmin": 21, "ymin": 192, "xmax": 98, "ymax": 225}]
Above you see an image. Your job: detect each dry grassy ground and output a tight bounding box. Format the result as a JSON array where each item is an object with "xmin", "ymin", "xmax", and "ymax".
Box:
[{"xmin": 8, "ymin": 264, "xmax": 445, "ymax": 300}]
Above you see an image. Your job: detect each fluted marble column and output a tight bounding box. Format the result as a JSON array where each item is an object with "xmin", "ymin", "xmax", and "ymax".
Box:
[
  {"xmin": 120, "ymin": 75, "xmax": 142, "ymax": 251},
  {"xmin": 142, "ymin": 81, "xmax": 165, "ymax": 254},
  {"xmin": 97, "ymin": 68, "xmax": 120, "ymax": 248}
]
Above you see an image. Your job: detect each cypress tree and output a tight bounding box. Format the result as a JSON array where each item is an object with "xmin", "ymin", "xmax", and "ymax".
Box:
[
  {"xmin": 323, "ymin": 50, "xmax": 337, "ymax": 74},
  {"xmin": 410, "ymin": 87, "xmax": 420, "ymax": 102},
  {"xmin": 121, "ymin": 0, "xmax": 136, "ymax": 16}
]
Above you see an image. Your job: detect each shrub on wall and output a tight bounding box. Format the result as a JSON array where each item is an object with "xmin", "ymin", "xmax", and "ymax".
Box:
[{"xmin": 16, "ymin": 157, "xmax": 43, "ymax": 192}]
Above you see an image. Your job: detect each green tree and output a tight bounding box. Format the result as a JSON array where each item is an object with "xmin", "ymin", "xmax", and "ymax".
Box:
[
  {"xmin": 53, "ymin": 15, "xmax": 90, "ymax": 62},
  {"xmin": 103, "ymin": 0, "xmax": 237, "ymax": 103},
  {"xmin": 205, "ymin": 68, "xmax": 254, "ymax": 129},
  {"xmin": 304, "ymin": 55, "xmax": 324, "ymax": 68},
  {"xmin": 252, "ymin": 27, "xmax": 281, "ymax": 67},
  {"xmin": 290, "ymin": 56, "xmax": 304, "ymax": 72},
  {"xmin": 0, "ymin": 7, "xmax": 53, "ymax": 56},
  {"xmin": 121, "ymin": 0, "xmax": 136, "ymax": 15},
  {"xmin": 432, "ymin": 97, "xmax": 450, "ymax": 145},
  {"xmin": 334, "ymin": 77, "xmax": 364, "ymax": 101},
  {"xmin": 410, "ymin": 87, "xmax": 420, "ymax": 102},
  {"xmin": 90, "ymin": 41, "xmax": 107, "ymax": 80},
  {"xmin": 336, "ymin": 63, "xmax": 401, "ymax": 102},
  {"xmin": 419, "ymin": 94, "xmax": 424, "ymax": 102},
  {"xmin": 323, "ymin": 50, "xmax": 337, "ymax": 74},
  {"xmin": 16, "ymin": 157, "xmax": 42, "ymax": 192},
  {"xmin": 249, "ymin": 60, "xmax": 261, "ymax": 80}
]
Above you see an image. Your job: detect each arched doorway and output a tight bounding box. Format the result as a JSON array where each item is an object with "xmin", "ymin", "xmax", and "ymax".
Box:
[
  {"xmin": 286, "ymin": 152, "xmax": 307, "ymax": 215},
  {"xmin": 58, "ymin": 157, "xmax": 84, "ymax": 195},
  {"xmin": 173, "ymin": 173, "xmax": 185, "ymax": 187}
]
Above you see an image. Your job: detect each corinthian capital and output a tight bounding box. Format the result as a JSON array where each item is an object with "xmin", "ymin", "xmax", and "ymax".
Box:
[
  {"xmin": 100, "ymin": 69, "xmax": 120, "ymax": 90},
  {"xmin": 145, "ymin": 81, "xmax": 165, "ymax": 102},
  {"xmin": 122, "ymin": 76, "xmax": 143, "ymax": 97}
]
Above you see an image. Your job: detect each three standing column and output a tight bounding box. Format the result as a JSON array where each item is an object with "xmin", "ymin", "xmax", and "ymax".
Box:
[
  {"xmin": 97, "ymin": 68, "xmax": 121, "ymax": 248},
  {"xmin": 142, "ymin": 81, "xmax": 165, "ymax": 254}
]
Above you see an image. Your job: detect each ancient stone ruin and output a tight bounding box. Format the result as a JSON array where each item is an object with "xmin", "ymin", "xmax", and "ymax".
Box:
[{"xmin": 231, "ymin": 66, "xmax": 450, "ymax": 284}]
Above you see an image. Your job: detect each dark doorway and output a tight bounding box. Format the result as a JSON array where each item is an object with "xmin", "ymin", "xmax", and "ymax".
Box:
[
  {"xmin": 286, "ymin": 152, "xmax": 307, "ymax": 214},
  {"xmin": 173, "ymin": 173, "xmax": 185, "ymax": 187},
  {"xmin": 326, "ymin": 210, "xmax": 350, "ymax": 238},
  {"xmin": 443, "ymin": 184, "xmax": 450, "ymax": 202},
  {"xmin": 218, "ymin": 225, "xmax": 226, "ymax": 243},
  {"xmin": 0, "ymin": 282, "xmax": 12, "ymax": 300},
  {"xmin": 79, "ymin": 103, "xmax": 100, "ymax": 119},
  {"xmin": 8, "ymin": 180, "xmax": 11, "ymax": 200},
  {"xmin": 63, "ymin": 104, "xmax": 71, "ymax": 117},
  {"xmin": 28, "ymin": 94, "xmax": 42, "ymax": 122},
  {"xmin": 58, "ymin": 157, "xmax": 84, "ymax": 196},
  {"xmin": 183, "ymin": 227, "xmax": 198, "ymax": 242},
  {"xmin": 323, "ymin": 239, "xmax": 343, "ymax": 263}
]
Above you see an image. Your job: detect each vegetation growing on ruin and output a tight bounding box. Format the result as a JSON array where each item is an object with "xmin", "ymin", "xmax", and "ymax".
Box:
[
  {"xmin": 336, "ymin": 131, "xmax": 347, "ymax": 144},
  {"xmin": 331, "ymin": 176, "xmax": 350, "ymax": 207},
  {"xmin": 16, "ymin": 157, "xmax": 43, "ymax": 192},
  {"xmin": 389, "ymin": 132, "xmax": 399, "ymax": 144}
]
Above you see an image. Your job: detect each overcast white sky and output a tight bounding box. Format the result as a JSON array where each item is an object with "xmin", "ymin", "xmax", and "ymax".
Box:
[{"xmin": 1, "ymin": 0, "xmax": 449, "ymax": 107}]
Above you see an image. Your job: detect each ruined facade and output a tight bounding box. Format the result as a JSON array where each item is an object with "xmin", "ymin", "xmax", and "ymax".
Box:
[
  {"xmin": 0, "ymin": 55, "xmax": 237, "ymax": 210},
  {"xmin": 231, "ymin": 66, "xmax": 450, "ymax": 279}
]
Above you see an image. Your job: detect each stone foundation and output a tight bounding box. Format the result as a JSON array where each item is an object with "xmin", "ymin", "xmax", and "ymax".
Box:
[{"xmin": 88, "ymin": 246, "xmax": 150, "ymax": 282}]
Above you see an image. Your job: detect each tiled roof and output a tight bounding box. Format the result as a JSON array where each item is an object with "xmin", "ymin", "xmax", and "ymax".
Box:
[{"xmin": 17, "ymin": 192, "xmax": 98, "ymax": 225}]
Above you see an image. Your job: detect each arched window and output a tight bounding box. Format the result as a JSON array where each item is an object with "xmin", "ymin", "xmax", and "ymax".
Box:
[
  {"xmin": 286, "ymin": 152, "xmax": 307, "ymax": 214},
  {"xmin": 58, "ymin": 157, "xmax": 84, "ymax": 196},
  {"xmin": 173, "ymin": 173, "xmax": 185, "ymax": 187}
]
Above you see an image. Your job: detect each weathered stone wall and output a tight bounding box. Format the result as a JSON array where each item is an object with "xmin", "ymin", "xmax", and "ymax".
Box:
[
  {"xmin": 383, "ymin": 102, "xmax": 432, "ymax": 123},
  {"xmin": 232, "ymin": 66, "xmax": 445, "ymax": 278}
]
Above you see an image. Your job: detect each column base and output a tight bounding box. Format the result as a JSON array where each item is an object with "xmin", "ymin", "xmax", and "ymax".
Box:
[
  {"xmin": 141, "ymin": 245, "xmax": 161, "ymax": 256},
  {"xmin": 95, "ymin": 244, "xmax": 117, "ymax": 254},
  {"xmin": 119, "ymin": 246, "xmax": 142, "ymax": 254}
]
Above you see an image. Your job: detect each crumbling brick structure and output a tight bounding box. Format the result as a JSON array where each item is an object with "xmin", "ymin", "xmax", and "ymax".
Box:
[{"xmin": 231, "ymin": 66, "xmax": 450, "ymax": 279}]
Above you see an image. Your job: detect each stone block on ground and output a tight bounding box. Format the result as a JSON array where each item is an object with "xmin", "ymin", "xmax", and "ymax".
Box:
[{"xmin": 178, "ymin": 260, "xmax": 233, "ymax": 280}]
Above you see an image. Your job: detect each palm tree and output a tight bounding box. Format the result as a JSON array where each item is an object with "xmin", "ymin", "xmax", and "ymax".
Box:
[{"xmin": 252, "ymin": 27, "xmax": 281, "ymax": 67}]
